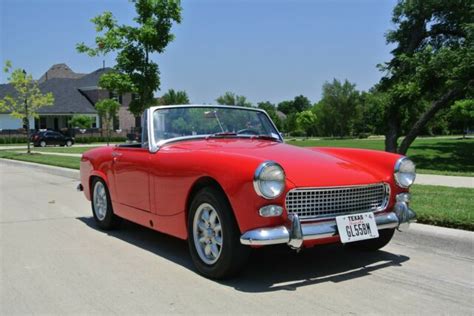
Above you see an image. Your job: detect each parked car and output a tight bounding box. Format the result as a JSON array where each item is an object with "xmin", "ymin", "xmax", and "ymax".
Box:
[
  {"xmin": 32, "ymin": 131, "xmax": 74, "ymax": 147},
  {"xmin": 78, "ymin": 105, "xmax": 416, "ymax": 279}
]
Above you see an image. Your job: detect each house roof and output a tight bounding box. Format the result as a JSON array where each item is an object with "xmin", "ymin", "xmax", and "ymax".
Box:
[
  {"xmin": 0, "ymin": 65, "xmax": 113, "ymax": 115},
  {"xmin": 37, "ymin": 78, "xmax": 97, "ymax": 114},
  {"xmin": 38, "ymin": 63, "xmax": 85, "ymax": 83}
]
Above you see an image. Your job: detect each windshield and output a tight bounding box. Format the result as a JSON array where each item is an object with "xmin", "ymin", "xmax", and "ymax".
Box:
[{"xmin": 152, "ymin": 106, "xmax": 280, "ymax": 143}]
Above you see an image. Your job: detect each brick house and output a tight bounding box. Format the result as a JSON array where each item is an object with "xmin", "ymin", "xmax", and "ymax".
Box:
[{"xmin": 0, "ymin": 63, "xmax": 137, "ymax": 132}]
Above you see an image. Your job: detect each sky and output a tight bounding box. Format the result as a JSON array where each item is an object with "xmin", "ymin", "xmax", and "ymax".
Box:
[{"xmin": 0, "ymin": 0, "xmax": 397, "ymax": 105}]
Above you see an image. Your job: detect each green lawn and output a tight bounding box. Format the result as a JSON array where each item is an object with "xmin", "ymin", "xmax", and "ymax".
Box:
[
  {"xmin": 33, "ymin": 146, "xmax": 101, "ymax": 154},
  {"xmin": 0, "ymin": 151, "xmax": 80, "ymax": 169},
  {"xmin": 410, "ymin": 184, "xmax": 473, "ymax": 231},
  {"xmin": 287, "ymin": 137, "xmax": 474, "ymax": 177}
]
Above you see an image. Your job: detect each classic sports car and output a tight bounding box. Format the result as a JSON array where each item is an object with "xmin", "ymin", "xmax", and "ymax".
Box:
[{"xmin": 78, "ymin": 105, "xmax": 416, "ymax": 279}]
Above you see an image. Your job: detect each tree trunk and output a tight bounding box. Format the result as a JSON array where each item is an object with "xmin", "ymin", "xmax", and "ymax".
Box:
[
  {"xmin": 384, "ymin": 107, "xmax": 400, "ymax": 153},
  {"xmin": 398, "ymin": 87, "xmax": 463, "ymax": 155}
]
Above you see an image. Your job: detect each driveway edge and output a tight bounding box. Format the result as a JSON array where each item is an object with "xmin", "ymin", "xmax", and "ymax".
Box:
[{"xmin": 0, "ymin": 158, "xmax": 79, "ymax": 180}]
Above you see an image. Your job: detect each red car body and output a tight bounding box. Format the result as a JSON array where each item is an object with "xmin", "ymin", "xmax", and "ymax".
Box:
[
  {"xmin": 79, "ymin": 105, "xmax": 416, "ymax": 278},
  {"xmin": 81, "ymin": 139, "xmax": 407, "ymax": 244}
]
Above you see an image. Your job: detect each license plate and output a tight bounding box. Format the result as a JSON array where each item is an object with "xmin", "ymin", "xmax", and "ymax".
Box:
[{"xmin": 336, "ymin": 212, "xmax": 379, "ymax": 243}]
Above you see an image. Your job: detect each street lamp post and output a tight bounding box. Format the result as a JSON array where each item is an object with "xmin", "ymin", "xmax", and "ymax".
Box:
[{"xmin": 23, "ymin": 69, "xmax": 31, "ymax": 154}]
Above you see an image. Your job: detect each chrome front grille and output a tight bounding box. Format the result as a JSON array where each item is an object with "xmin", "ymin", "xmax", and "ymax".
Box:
[{"xmin": 285, "ymin": 183, "xmax": 390, "ymax": 220}]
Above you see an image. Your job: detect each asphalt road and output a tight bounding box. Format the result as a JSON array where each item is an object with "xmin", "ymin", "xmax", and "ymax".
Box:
[{"xmin": 1, "ymin": 162, "xmax": 473, "ymax": 315}]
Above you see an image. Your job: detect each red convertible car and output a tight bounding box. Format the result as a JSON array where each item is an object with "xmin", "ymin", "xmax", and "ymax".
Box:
[{"xmin": 78, "ymin": 105, "xmax": 416, "ymax": 279}]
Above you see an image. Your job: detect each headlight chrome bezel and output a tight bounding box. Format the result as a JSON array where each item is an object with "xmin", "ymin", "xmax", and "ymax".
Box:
[
  {"xmin": 253, "ymin": 161, "xmax": 286, "ymax": 199},
  {"xmin": 394, "ymin": 157, "xmax": 416, "ymax": 188}
]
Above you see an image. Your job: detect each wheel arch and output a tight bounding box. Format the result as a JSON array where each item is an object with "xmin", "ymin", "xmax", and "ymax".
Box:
[
  {"xmin": 88, "ymin": 171, "xmax": 110, "ymax": 198},
  {"xmin": 185, "ymin": 176, "xmax": 234, "ymax": 226}
]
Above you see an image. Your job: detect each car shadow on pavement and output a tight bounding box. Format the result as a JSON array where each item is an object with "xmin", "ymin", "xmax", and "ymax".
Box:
[{"xmin": 77, "ymin": 216, "xmax": 410, "ymax": 293}]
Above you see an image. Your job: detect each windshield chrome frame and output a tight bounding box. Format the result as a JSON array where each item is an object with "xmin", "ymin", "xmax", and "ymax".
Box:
[{"xmin": 146, "ymin": 104, "xmax": 283, "ymax": 153}]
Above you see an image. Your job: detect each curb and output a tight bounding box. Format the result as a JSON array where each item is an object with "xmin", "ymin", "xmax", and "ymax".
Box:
[
  {"xmin": 0, "ymin": 158, "xmax": 80, "ymax": 180},
  {"xmin": 409, "ymin": 223, "xmax": 473, "ymax": 239}
]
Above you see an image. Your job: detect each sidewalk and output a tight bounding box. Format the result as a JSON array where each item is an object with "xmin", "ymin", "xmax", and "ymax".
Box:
[{"xmin": 416, "ymin": 174, "xmax": 474, "ymax": 188}]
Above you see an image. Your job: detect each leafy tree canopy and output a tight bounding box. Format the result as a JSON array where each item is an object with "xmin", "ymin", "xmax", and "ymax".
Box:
[
  {"xmin": 277, "ymin": 95, "xmax": 311, "ymax": 115},
  {"xmin": 159, "ymin": 89, "xmax": 190, "ymax": 105},
  {"xmin": 77, "ymin": 0, "xmax": 182, "ymax": 116},
  {"xmin": 216, "ymin": 92, "xmax": 252, "ymax": 107},
  {"xmin": 379, "ymin": 0, "xmax": 474, "ymax": 153},
  {"xmin": 450, "ymin": 99, "xmax": 474, "ymax": 137},
  {"xmin": 0, "ymin": 61, "xmax": 54, "ymax": 153},
  {"xmin": 69, "ymin": 115, "xmax": 94, "ymax": 129},
  {"xmin": 317, "ymin": 79, "xmax": 360, "ymax": 137},
  {"xmin": 95, "ymin": 98, "xmax": 121, "ymax": 145}
]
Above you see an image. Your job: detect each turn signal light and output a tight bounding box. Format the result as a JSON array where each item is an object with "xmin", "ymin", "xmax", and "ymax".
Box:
[{"xmin": 258, "ymin": 205, "xmax": 283, "ymax": 217}]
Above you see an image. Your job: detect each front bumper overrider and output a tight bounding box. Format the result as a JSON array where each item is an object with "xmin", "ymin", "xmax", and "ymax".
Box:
[{"xmin": 240, "ymin": 195, "xmax": 416, "ymax": 249}]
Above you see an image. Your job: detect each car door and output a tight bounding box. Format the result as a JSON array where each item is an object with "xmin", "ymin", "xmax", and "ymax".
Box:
[
  {"xmin": 49, "ymin": 132, "xmax": 61, "ymax": 145},
  {"xmin": 111, "ymin": 146, "xmax": 151, "ymax": 212}
]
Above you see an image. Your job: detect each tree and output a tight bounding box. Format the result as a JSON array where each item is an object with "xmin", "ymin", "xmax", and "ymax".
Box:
[
  {"xmin": 296, "ymin": 110, "xmax": 317, "ymax": 136},
  {"xmin": 317, "ymin": 79, "xmax": 360, "ymax": 137},
  {"xmin": 277, "ymin": 95, "xmax": 311, "ymax": 115},
  {"xmin": 69, "ymin": 115, "xmax": 94, "ymax": 129},
  {"xmin": 450, "ymin": 99, "xmax": 474, "ymax": 138},
  {"xmin": 0, "ymin": 61, "xmax": 54, "ymax": 153},
  {"xmin": 257, "ymin": 101, "xmax": 282, "ymax": 130},
  {"xmin": 96, "ymin": 99, "xmax": 120, "ymax": 146},
  {"xmin": 216, "ymin": 92, "xmax": 252, "ymax": 107},
  {"xmin": 77, "ymin": 0, "xmax": 182, "ymax": 116},
  {"xmin": 159, "ymin": 89, "xmax": 189, "ymax": 105},
  {"xmin": 353, "ymin": 89, "xmax": 388, "ymax": 136},
  {"xmin": 379, "ymin": 0, "xmax": 473, "ymax": 154}
]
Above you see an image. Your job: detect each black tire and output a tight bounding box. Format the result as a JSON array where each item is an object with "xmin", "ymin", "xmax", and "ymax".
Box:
[
  {"xmin": 187, "ymin": 187, "xmax": 250, "ymax": 279},
  {"xmin": 40, "ymin": 140, "xmax": 46, "ymax": 147},
  {"xmin": 345, "ymin": 228, "xmax": 395, "ymax": 251},
  {"xmin": 91, "ymin": 177, "xmax": 121, "ymax": 230},
  {"xmin": 66, "ymin": 140, "xmax": 73, "ymax": 147}
]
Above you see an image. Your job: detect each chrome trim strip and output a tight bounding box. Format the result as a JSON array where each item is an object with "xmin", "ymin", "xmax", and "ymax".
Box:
[
  {"xmin": 285, "ymin": 183, "xmax": 391, "ymax": 221},
  {"xmin": 240, "ymin": 210, "xmax": 416, "ymax": 247}
]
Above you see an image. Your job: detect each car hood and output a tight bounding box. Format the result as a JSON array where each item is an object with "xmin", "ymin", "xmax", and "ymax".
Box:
[{"xmin": 169, "ymin": 138, "xmax": 388, "ymax": 187}]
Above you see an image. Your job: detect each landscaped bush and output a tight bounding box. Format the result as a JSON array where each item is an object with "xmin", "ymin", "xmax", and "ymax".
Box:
[
  {"xmin": 0, "ymin": 137, "xmax": 29, "ymax": 144},
  {"xmin": 74, "ymin": 136, "xmax": 127, "ymax": 143}
]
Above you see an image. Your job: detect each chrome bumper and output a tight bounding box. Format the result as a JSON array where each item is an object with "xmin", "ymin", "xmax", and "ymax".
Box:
[{"xmin": 240, "ymin": 207, "xmax": 416, "ymax": 249}]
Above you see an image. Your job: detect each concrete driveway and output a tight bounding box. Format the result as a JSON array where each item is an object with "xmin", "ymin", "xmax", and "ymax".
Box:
[{"xmin": 1, "ymin": 162, "xmax": 473, "ymax": 315}]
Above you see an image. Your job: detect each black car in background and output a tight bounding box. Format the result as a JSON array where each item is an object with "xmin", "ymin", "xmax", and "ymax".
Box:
[{"xmin": 31, "ymin": 131, "xmax": 75, "ymax": 147}]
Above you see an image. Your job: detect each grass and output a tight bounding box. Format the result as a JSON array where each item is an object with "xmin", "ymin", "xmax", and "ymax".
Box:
[
  {"xmin": 0, "ymin": 151, "xmax": 80, "ymax": 169},
  {"xmin": 287, "ymin": 137, "xmax": 474, "ymax": 177},
  {"xmin": 33, "ymin": 146, "xmax": 101, "ymax": 154},
  {"xmin": 410, "ymin": 184, "xmax": 474, "ymax": 231}
]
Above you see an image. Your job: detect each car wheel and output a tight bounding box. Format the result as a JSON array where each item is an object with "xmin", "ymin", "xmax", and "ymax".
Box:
[
  {"xmin": 66, "ymin": 140, "xmax": 73, "ymax": 147},
  {"xmin": 345, "ymin": 228, "xmax": 395, "ymax": 251},
  {"xmin": 188, "ymin": 187, "xmax": 250, "ymax": 279},
  {"xmin": 40, "ymin": 141, "xmax": 46, "ymax": 147},
  {"xmin": 91, "ymin": 178, "xmax": 121, "ymax": 230}
]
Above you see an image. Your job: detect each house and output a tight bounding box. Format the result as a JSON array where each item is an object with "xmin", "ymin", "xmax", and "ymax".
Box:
[{"xmin": 0, "ymin": 63, "xmax": 137, "ymax": 131}]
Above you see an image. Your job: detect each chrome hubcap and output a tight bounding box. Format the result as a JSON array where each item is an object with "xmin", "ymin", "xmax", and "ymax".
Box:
[
  {"xmin": 93, "ymin": 182, "xmax": 107, "ymax": 221},
  {"xmin": 193, "ymin": 203, "xmax": 223, "ymax": 265}
]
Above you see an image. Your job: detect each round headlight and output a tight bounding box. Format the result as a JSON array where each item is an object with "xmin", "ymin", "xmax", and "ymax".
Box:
[
  {"xmin": 253, "ymin": 161, "xmax": 285, "ymax": 199},
  {"xmin": 394, "ymin": 157, "xmax": 416, "ymax": 188}
]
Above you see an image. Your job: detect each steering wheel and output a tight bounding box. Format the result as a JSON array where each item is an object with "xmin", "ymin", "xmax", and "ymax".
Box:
[{"xmin": 236, "ymin": 128, "xmax": 260, "ymax": 135}]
